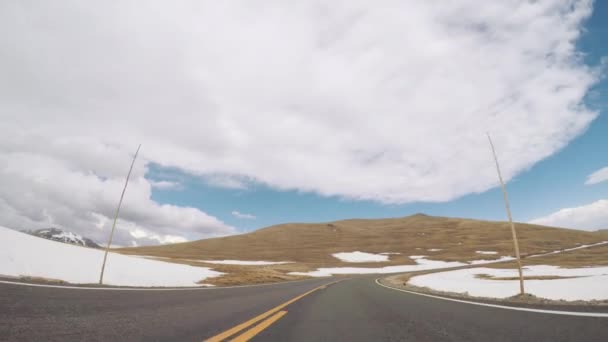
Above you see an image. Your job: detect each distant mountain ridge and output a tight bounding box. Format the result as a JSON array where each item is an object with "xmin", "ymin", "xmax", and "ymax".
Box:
[{"xmin": 23, "ymin": 228, "xmax": 101, "ymax": 249}]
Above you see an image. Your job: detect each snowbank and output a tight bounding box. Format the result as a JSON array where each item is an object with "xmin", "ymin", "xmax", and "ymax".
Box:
[
  {"xmin": 291, "ymin": 256, "xmax": 465, "ymax": 277},
  {"xmin": 0, "ymin": 226, "xmax": 223, "ymax": 287},
  {"xmin": 332, "ymin": 251, "xmax": 390, "ymax": 262},
  {"xmin": 408, "ymin": 265, "xmax": 608, "ymax": 301}
]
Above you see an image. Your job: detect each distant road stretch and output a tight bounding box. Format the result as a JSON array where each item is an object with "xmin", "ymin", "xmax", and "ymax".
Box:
[{"xmin": 1, "ymin": 277, "xmax": 607, "ymax": 341}]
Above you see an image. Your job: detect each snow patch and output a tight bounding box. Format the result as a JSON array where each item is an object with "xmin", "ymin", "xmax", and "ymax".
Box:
[
  {"xmin": 0, "ymin": 226, "xmax": 223, "ymax": 287},
  {"xmin": 475, "ymin": 251, "xmax": 498, "ymax": 255},
  {"xmin": 379, "ymin": 252, "xmax": 401, "ymax": 255},
  {"xmin": 427, "ymin": 248, "xmax": 442, "ymax": 252},
  {"xmin": 332, "ymin": 251, "xmax": 390, "ymax": 263},
  {"xmin": 290, "ymin": 257, "xmax": 464, "ymax": 277},
  {"xmin": 408, "ymin": 265, "xmax": 608, "ymax": 301}
]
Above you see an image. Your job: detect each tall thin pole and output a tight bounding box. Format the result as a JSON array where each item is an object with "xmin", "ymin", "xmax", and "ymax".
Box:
[
  {"xmin": 99, "ymin": 144, "xmax": 141, "ymax": 285},
  {"xmin": 487, "ymin": 133, "xmax": 524, "ymax": 295}
]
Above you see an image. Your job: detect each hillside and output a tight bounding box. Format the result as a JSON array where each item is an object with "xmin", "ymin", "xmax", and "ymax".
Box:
[
  {"xmin": 119, "ymin": 214, "xmax": 607, "ymax": 268},
  {"xmin": 0, "ymin": 227, "xmax": 221, "ymax": 286}
]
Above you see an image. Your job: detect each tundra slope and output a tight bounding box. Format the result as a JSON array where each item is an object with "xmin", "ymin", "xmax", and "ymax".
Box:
[{"xmin": 119, "ymin": 214, "xmax": 608, "ymax": 269}]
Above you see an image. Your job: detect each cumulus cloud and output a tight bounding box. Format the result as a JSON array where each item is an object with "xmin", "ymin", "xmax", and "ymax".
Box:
[
  {"xmin": 0, "ymin": 1, "xmax": 600, "ymax": 243},
  {"xmin": 232, "ymin": 211, "xmax": 256, "ymax": 220},
  {"xmin": 585, "ymin": 167, "xmax": 608, "ymax": 185},
  {"xmin": 0, "ymin": 145, "xmax": 236, "ymax": 246},
  {"xmin": 530, "ymin": 199, "xmax": 608, "ymax": 231}
]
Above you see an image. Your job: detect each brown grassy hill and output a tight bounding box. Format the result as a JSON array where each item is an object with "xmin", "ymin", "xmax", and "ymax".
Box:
[{"xmin": 118, "ymin": 214, "xmax": 606, "ymax": 268}]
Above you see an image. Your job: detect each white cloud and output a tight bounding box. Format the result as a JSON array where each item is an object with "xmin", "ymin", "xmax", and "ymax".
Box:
[
  {"xmin": 585, "ymin": 167, "xmax": 608, "ymax": 185},
  {"xmin": 530, "ymin": 199, "xmax": 608, "ymax": 231},
  {"xmin": 150, "ymin": 180, "xmax": 182, "ymax": 190},
  {"xmin": 0, "ymin": 148, "xmax": 236, "ymax": 246},
  {"xmin": 231, "ymin": 211, "xmax": 256, "ymax": 220},
  {"xmin": 0, "ymin": 1, "xmax": 601, "ymax": 242},
  {"xmin": 205, "ymin": 175, "xmax": 249, "ymax": 190}
]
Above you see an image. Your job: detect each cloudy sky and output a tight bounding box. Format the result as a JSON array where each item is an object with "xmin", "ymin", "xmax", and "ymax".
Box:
[{"xmin": 1, "ymin": 0, "xmax": 607, "ymax": 247}]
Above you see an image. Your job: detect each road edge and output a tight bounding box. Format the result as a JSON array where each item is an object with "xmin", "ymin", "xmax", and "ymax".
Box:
[
  {"xmin": 374, "ymin": 278, "xmax": 608, "ymax": 317},
  {"xmin": 0, "ymin": 276, "xmax": 329, "ymax": 291}
]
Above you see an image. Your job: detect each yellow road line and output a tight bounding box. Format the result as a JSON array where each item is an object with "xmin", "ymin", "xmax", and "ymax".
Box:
[
  {"xmin": 230, "ymin": 310, "xmax": 288, "ymax": 342},
  {"xmin": 204, "ymin": 279, "xmax": 343, "ymax": 342}
]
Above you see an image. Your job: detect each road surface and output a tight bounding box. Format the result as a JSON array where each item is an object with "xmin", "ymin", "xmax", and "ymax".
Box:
[{"xmin": 1, "ymin": 277, "xmax": 607, "ymax": 341}]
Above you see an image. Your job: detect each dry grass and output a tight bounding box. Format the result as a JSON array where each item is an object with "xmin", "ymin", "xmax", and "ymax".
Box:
[
  {"xmin": 119, "ymin": 214, "xmax": 606, "ymax": 266},
  {"xmin": 135, "ymin": 256, "xmax": 315, "ymax": 285},
  {"xmin": 116, "ymin": 214, "xmax": 607, "ymax": 285},
  {"xmin": 489, "ymin": 244, "xmax": 608, "ymax": 269},
  {"xmin": 474, "ymin": 274, "xmax": 580, "ymax": 281},
  {"xmin": 200, "ymin": 266, "xmax": 307, "ymax": 286},
  {"xmin": 16, "ymin": 276, "xmax": 69, "ymax": 284}
]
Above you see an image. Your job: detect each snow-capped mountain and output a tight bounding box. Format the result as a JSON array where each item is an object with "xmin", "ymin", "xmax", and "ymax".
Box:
[{"xmin": 23, "ymin": 228, "xmax": 101, "ymax": 248}]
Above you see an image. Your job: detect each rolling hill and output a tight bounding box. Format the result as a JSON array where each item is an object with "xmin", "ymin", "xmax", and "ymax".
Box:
[{"xmin": 118, "ymin": 214, "xmax": 608, "ymax": 268}]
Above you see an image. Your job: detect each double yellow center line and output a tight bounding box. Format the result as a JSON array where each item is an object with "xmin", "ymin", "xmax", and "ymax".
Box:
[{"xmin": 204, "ymin": 279, "xmax": 344, "ymax": 342}]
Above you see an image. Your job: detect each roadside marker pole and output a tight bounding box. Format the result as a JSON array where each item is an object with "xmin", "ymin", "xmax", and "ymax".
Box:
[
  {"xmin": 486, "ymin": 133, "xmax": 525, "ymax": 295},
  {"xmin": 99, "ymin": 144, "xmax": 141, "ymax": 285}
]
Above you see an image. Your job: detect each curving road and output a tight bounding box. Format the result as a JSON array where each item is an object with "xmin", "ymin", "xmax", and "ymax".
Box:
[{"xmin": 1, "ymin": 277, "xmax": 607, "ymax": 341}]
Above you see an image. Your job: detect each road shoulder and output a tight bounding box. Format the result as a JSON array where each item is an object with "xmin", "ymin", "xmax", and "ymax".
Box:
[{"xmin": 376, "ymin": 276, "xmax": 608, "ymax": 316}]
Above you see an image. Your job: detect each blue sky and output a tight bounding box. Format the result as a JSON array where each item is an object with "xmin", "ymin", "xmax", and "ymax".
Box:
[{"xmin": 147, "ymin": 2, "xmax": 608, "ymax": 233}]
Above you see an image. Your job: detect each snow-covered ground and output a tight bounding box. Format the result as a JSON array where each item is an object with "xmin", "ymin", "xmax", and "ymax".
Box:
[
  {"xmin": 408, "ymin": 265, "xmax": 608, "ymax": 301},
  {"xmin": 294, "ymin": 253, "xmax": 524, "ymax": 277},
  {"xmin": 0, "ymin": 226, "xmax": 223, "ymax": 287},
  {"xmin": 332, "ymin": 251, "xmax": 390, "ymax": 262},
  {"xmin": 475, "ymin": 251, "xmax": 498, "ymax": 255},
  {"xmin": 291, "ymin": 256, "xmax": 465, "ymax": 277},
  {"xmin": 199, "ymin": 260, "xmax": 292, "ymax": 265}
]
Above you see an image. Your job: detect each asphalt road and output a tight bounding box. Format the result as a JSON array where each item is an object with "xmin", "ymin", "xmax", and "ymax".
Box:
[{"xmin": 1, "ymin": 277, "xmax": 607, "ymax": 342}]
